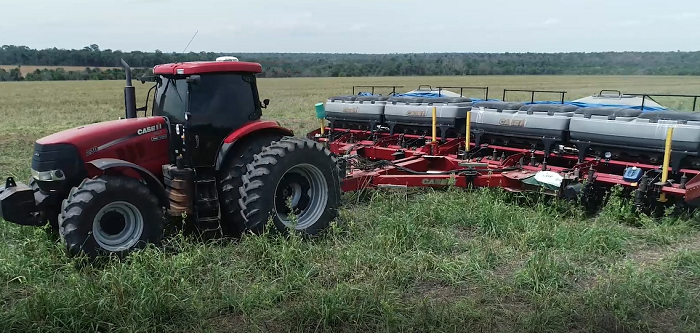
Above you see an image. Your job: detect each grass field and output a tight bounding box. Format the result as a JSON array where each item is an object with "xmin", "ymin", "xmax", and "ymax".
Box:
[{"xmin": 1, "ymin": 76, "xmax": 700, "ymax": 332}]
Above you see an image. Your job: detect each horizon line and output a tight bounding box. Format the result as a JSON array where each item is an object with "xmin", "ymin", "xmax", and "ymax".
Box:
[{"xmin": 3, "ymin": 45, "xmax": 700, "ymax": 55}]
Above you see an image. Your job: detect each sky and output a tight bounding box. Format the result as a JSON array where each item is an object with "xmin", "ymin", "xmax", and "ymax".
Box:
[{"xmin": 1, "ymin": 0, "xmax": 700, "ymax": 53}]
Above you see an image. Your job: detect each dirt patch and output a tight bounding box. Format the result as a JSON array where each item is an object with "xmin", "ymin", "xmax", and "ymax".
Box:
[
  {"xmin": 413, "ymin": 280, "xmax": 469, "ymax": 302},
  {"xmin": 577, "ymin": 307, "xmax": 686, "ymax": 333},
  {"xmin": 409, "ymin": 280, "xmax": 529, "ymax": 332},
  {"xmin": 210, "ymin": 313, "xmax": 256, "ymax": 333},
  {"xmin": 575, "ymin": 234, "xmax": 700, "ymax": 292},
  {"xmin": 408, "ymin": 279, "xmax": 492, "ymax": 306},
  {"xmin": 575, "ymin": 268, "xmax": 607, "ymax": 291},
  {"xmin": 647, "ymin": 308, "xmax": 685, "ymax": 333},
  {"xmin": 211, "ymin": 313, "xmax": 245, "ymax": 330},
  {"xmin": 493, "ymin": 253, "xmax": 528, "ymax": 280},
  {"xmin": 0, "ymin": 287, "xmax": 32, "ymax": 308},
  {"xmin": 586, "ymin": 309, "xmax": 630, "ymax": 333},
  {"xmin": 497, "ymin": 294, "xmax": 533, "ymax": 316},
  {"xmin": 454, "ymin": 227, "xmax": 478, "ymax": 242},
  {"xmin": 626, "ymin": 234, "xmax": 700, "ymax": 267}
]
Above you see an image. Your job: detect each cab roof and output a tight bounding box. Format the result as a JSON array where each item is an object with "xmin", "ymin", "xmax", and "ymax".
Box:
[{"xmin": 153, "ymin": 60, "xmax": 263, "ymax": 76}]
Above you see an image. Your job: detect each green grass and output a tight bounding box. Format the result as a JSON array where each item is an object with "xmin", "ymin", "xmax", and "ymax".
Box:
[{"xmin": 2, "ymin": 76, "xmax": 700, "ymax": 332}]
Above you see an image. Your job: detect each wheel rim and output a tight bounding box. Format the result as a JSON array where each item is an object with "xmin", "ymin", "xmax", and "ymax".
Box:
[
  {"xmin": 273, "ymin": 163, "xmax": 329, "ymax": 229},
  {"xmin": 92, "ymin": 201, "xmax": 144, "ymax": 252}
]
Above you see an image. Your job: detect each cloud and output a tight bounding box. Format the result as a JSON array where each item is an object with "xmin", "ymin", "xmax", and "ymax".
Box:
[
  {"xmin": 543, "ymin": 18, "xmax": 561, "ymax": 26},
  {"xmin": 616, "ymin": 20, "xmax": 643, "ymax": 28},
  {"xmin": 229, "ymin": 12, "xmax": 374, "ymax": 37},
  {"xmin": 679, "ymin": 12, "xmax": 698, "ymax": 20},
  {"xmin": 125, "ymin": 0, "xmax": 173, "ymax": 3},
  {"xmin": 611, "ymin": 12, "xmax": 696, "ymax": 28},
  {"xmin": 250, "ymin": 12, "xmax": 326, "ymax": 33},
  {"xmin": 341, "ymin": 23, "xmax": 370, "ymax": 33}
]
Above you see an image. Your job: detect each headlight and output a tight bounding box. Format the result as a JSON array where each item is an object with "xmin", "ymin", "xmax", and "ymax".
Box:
[{"xmin": 31, "ymin": 169, "xmax": 66, "ymax": 181}]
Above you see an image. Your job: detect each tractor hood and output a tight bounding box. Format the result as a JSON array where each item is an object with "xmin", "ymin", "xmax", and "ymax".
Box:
[
  {"xmin": 30, "ymin": 116, "xmax": 171, "ymax": 198},
  {"xmin": 36, "ymin": 117, "xmax": 168, "ymax": 159}
]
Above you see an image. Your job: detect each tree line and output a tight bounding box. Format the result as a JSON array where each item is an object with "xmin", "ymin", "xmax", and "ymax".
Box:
[
  {"xmin": 0, "ymin": 66, "xmax": 150, "ymax": 81},
  {"xmin": 2, "ymin": 44, "xmax": 700, "ymax": 81}
]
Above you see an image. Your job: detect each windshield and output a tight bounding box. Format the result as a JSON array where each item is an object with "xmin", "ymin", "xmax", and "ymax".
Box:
[
  {"xmin": 151, "ymin": 73, "xmax": 260, "ymax": 125},
  {"xmin": 152, "ymin": 76, "xmax": 188, "ymax": 123}
]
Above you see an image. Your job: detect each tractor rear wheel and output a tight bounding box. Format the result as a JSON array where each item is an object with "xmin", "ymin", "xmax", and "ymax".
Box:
[
  {"xmin": 217, "ymin": 134, "xmax": 283, "ymax": 236},
  {"xmin": 58, "ymin": 175, "xmax": 165, "ymax": 259},
  {"xmin": 238, "ymin": 137, "xmax": 342, "ymax": 236}
]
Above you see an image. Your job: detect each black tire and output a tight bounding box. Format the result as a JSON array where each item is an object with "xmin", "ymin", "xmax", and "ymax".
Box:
[
  {"xmin": 238, "ymin": 136, "xmax": 342, "ymax": 236},
  {"xmin": 217, "ymin": 133, "xmax": 283, "ymax": 236},
  {"xmin": 58, "ymin": 175, "xmax": 165, "ymax": 259}
]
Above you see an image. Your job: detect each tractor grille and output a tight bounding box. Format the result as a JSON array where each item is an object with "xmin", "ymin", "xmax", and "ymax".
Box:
[{"xmin": 31, "ymin": 143, "xmax": 85, "ymax": 192}]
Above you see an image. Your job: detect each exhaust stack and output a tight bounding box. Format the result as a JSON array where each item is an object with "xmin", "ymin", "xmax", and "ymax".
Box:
[{"xmin": 121, "ymin": 59, "xmax": 137, "ymax": 119}]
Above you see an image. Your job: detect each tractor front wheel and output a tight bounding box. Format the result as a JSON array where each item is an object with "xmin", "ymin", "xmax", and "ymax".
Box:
[
  {"xmin": 58, "ymin": 175, "xmax": 165, "ymax": 259},
  {"xmin": 238, "ymin": 137, "xmax": 342, "ymax": 236}
]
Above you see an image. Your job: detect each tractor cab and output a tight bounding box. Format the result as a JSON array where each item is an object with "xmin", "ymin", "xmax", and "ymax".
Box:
[{"xmin": 147, "ymin": 57, "xmax": 270, "ymax": 168}]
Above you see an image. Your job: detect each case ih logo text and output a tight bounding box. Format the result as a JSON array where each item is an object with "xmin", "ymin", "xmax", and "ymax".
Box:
[
  {"xmin": 422, "ymin": 178, "xmax": 449, "ymax": 185},
  {"xmin": 499, "ymin": 119, "xmax": 526, "ymax": 127},
  {"xmin": 406, "ymin": 110, "xmax": 427, "ymax": 116},
  {"xmin": 138, "ymin": 124, "xmax": 163, "ymax": 135}
]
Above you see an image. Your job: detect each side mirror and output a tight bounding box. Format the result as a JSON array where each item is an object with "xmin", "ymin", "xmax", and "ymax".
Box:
[
  {"xmin": 139, "ymin": 75, "xmax": 157, "ymax": 84},
  {"xmin": 262, "ymin": 98, "xmax": 270, "ymax": 108},
  {"xmin": 186, "ymin": 75, "xmax": 201, "ymax": 85}
]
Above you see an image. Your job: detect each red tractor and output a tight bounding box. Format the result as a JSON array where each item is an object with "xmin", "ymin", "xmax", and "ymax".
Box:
[{"xmin": 0, "ymin": 57, "xmax": 342, "ymax": 259}]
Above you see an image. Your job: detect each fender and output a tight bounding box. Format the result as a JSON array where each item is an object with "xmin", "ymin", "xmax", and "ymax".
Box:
[
  {"xmin": 222, "ymin": 120, "xmax": 293, "ymax": 144},
  {"xmin": 215, "ymin": 120, "xmax": 294, "ymax": 171},
  {"xmin": 87, "ymin": 158, "xmax": 169, "ymax": 208}
]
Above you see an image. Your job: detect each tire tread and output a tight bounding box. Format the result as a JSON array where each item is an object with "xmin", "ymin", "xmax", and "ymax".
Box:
[
  {"xmin": 238, "ymin": 137, "xmax": 342, "ymax": 235},
  {"xmin": 217, "ymin": 134, "xmax": 283, "ymax": 236},
  {"xmin": 58, "ymin": 175, "xmax": 163, "ymax": 259}
]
